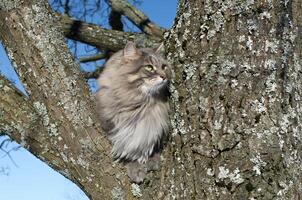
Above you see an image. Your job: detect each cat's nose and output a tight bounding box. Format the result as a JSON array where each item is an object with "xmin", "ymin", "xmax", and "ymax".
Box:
[{"xmin": 159, "ymin": 75, "xmax": 166, "ymax": 80}]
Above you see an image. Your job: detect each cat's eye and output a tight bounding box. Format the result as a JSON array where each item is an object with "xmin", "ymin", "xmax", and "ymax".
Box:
[
  {"xmin": 162, "ymin": 64, "xmax": 167, "ymax": 70},
  {"xmin": 144, "ymin": 65, "xmax": 154, "ymax": 72}
]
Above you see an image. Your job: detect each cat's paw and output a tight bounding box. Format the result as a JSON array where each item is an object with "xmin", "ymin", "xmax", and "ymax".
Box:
[
  {"xmin": 126, "ymin": 161, "xmax": 147, "ymax": 184},
  {"xmin": 146, "ymin": 153, "xmax": 161, "ymax": 171}
]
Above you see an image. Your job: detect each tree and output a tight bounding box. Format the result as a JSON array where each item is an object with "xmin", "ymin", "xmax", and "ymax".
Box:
[{"xmin": 0, "ymin": 0, "xmax": 301, "ymax": 199}]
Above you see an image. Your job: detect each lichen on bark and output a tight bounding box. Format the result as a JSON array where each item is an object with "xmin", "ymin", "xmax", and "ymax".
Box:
[{"xmin": 1, "ymin": 0, "xmax": 302, "ymax": 199}]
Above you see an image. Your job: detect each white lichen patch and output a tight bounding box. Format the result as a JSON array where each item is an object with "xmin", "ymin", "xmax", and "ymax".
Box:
[
  {"xmin": 77, "ymin": 155, "xmax": 90, "ymax": 169},
  {"xmin": 241, "ymin": 62, "xmax": 256, "ymax": 72},
  {"xmin": 70, "ymin": 157, "xmax": 76, "ymax": 164},
  {"xmin": 250, "ymin": 154, "xmax": 267, "ymax": 175},
  {"xmin": 230, "ymin": 168, "xmax": 245, "ymax": 184},
  {"xmin": 79, "ymin": 138, "xmax": 93, "ymax": 149},
  {"xmin": 60, "ymin": 152, "xmax": 69, "ymax": 163},
  {"xmin": 222, "ymin": 60, "xmax": 236, "ymax": 75},
  {"xmin": 280, "ymin": 114, "xmax": 292, "ymax": 132},
  {"xmin": 207, "ymin": 11, "xmax": 225, "ymax": 39},
  {"xmin": 21, "ymin": 3, "xmax": 94, "ymax": 131},
  {"xmin": 230, "ymin": 79, "xmax": 238, "ymax": 88},
  {"xmin": 218, "ymin": 166, "xmax": 230, "ymax": 179},
  {"xmin": 0, "ymin": 0, "xmax": 23, "ymax": 11},
  {"xmin": 33, "ymin": 101, "xmax": 49, "ymax": 126},
  {"xmin": 130, "ymin": 183, "xmax": 142, "ymax": 197},
  {"xmin": 2, "ymin": 85, "xmax": 11, "ymax": 92},
  {"xmin": 284, "ymin": 149, "xmax": 299, "ymax": 166},
  {"xmin": 277, "ymin": 180, "xmax": 293, "ymax": 197},
  {"xmin": 213, "ymin": 120, "xmax": 222, "ymax": 130},
  {"xmin": 111, "ymin": 186, "xmax": 124, "ymax": 200},
  {"xmin": 260, "ymin": 11, "xmax": 272, "ymax": 20},
  {"xmin": 264, "ymin": 59, "xmax": 276, "ymax": 70},
  {"xmin": 246, "ymin": 36, "xmax": 253, "ymax": 51},
  {"xmin": 207, "ymin": 168, "xmax": 215, "ymax": 176},
  {"xmin": 202, "ymin": 0, "xmax": 255, "ymax": 39},
  {"xmin": 239, "ymin": 35, "xmax": 246, "ymax": 43},
  {"xmin": 217, "ymin": 166, "xmax": 244, "ymax": 184},
  {"xmin": 169, "ymin": 82, "xmax": 188, "ymax": 136},
  {"xmin": 265, "ymin": 72, "xmax": 277, "ymax": 97},
  {"xmin": 247, "ymin": 19, "xmax": 258, "ymax": 35},
  {"xmin": 14, "ymin": 123, "xmax": 28, "ymax": 147},
  {"xmin": 184, "ymin": 62, "xmax": 198, "ymax": 81},
  {"xmin": 199, "ymin": 23, "xmax": 209, "ymax": 39},
  {"xmin": 250, "ymin": 98, "xmax": 266, "ymax": 113},
  {"xmin": 33, "ymin": 101, "xmax": 59, "ymax": 137},
  {"xmin": 265, "ymin": 39, "xmax": 279, "ymax": 53}
]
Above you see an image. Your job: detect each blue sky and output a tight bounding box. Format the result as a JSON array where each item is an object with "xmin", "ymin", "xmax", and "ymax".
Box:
[{"xmin": 0, "ymin": 1, "xmax": 177, "ymax": 199}]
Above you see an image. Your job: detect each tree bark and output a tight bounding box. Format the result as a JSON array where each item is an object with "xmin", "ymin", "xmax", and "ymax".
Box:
[
  {"xmin": 1, "ymin": 0, "xmax": 302, "ymax": 199},
  {"xmin": 152, "ymin": 0, "xmax": 302, "ymax": 199},
  {"xmin": 0, "ymin": 1, "xmax": 132, "ymax": 199},
  {"xmin": 59, "ymin": 14, "xmax": 161, "ymax": 51}
]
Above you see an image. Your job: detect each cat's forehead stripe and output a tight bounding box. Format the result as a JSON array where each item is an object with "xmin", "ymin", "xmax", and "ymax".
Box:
[{"xmin": 147, "ymin": 54, "xmax": 162, "ymax": 66}]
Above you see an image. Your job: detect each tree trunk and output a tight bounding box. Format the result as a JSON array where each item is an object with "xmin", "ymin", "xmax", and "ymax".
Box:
[
  {"xmin": 1, "ymin": 0, "xmax": 302, "ymax": 199},
  {"xmin": 0, "ymin": 1, "xmax": 132, "ymax": 199},
  {"xmin": 149, "ymin": 0, "xmax": 302, "ymax": 199}
]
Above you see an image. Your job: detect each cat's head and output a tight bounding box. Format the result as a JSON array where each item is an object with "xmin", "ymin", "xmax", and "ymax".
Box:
[{"xmin": 121, "ymin": 42, "xmax": 171, "ymax": 96}]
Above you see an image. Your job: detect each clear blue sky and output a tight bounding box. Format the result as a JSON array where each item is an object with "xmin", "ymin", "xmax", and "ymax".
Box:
[{"xmin": 0, "ymin": 1, "xmax": 177, "ymax": 199}]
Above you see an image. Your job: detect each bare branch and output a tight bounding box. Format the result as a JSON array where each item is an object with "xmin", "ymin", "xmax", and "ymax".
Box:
[
  {"xmin": 79, "ymin": 53, "xmax": 107, "ymax": 63},
  {"xmin": 108, "ymin": 0, "xmax": 165, "ymax": 37},
  {"xmin": 0, "ymin": 145, "xmax": 19, "ymax": 167},
  {"xmin": 0, "ymin": 2, "xmax": 132, "ymax": 198},
  {"xmin": 59, "ymin": 14, "xmax": 161, "ymax": 51},
  {"xmin": 109, "ymin": 10, "xmax": 124, "ymax": 31},
  {"xmin": 63, "ymin": 0, "xmax": 70, "ymax": 15},
  {"xmin": 0, "ymin": 75, "xmax": 47, "ymax": 156}
]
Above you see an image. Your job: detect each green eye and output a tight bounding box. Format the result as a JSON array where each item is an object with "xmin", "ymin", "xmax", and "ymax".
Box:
[{"xmin": 144, "ymin": 65, "xmax": 154, "ymax": 72}]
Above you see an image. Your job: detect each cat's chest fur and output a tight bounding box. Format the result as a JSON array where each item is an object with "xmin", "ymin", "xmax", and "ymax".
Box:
[{"xmin": 110, "ymin": 98, "xmax": 169, "ymax": 163}]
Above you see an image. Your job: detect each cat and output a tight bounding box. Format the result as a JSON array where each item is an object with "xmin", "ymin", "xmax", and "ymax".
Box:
[{"xmin": 96, "ymin": 42, "xmax": 170, "ymax": 183}]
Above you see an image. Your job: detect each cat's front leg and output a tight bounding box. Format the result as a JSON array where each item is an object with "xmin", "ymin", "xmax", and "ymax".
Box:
[
  {"xmin": 146, "ymin": 152, "xmax": 161, "ymax": 171},
  {"xmin": 126, "ymin": 161, "xmax": 147, "ymax": 183}
]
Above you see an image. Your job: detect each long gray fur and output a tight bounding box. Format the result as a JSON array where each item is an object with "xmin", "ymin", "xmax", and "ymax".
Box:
[{"xmin": 96, "ymin": 42, "xmax": 170, "ymax": 166}]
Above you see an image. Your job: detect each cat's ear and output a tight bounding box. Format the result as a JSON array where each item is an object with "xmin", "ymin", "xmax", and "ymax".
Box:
[
  {"xmin": 123, "ymin": 42, "xmax": 140, "ymax": 60},
  {"xmin": 154, "ymin": 43, "xmax": 164, "ymax": 53}
]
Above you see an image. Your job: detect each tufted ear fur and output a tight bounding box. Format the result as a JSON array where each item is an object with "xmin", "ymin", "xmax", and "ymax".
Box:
[{"xmin": 123, "ymin": 42, "xmax": 140, "ymax": 60}]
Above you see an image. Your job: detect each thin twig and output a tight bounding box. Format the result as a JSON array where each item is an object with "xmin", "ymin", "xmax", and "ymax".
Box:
[
  {"xmin": 108, "ymin": 0, "xmax": 165, "ymax": 37},
  {"xmin": 0, "ymin": 143, "xmax": 19, "ymax": 168},
  {"xmin": 80, "ymin": 53, "xmax": 107, "ymax": 63},
  {"xmin": 109, "ymin": 10, "xmax": 124, "ymax": 31}
]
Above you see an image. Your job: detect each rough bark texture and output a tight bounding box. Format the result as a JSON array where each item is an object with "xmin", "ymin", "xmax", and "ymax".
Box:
[
  {"xmin": 153, "ymin": 0, "xmax": 302, "ymax": 199},
  {"xmin": 1, "ymin": 0, "xmax": 302, "ymax": 199},
  {"xmin": 60, "ymin": 14, "xmax": 161, "ymax": 51},
  {"xmin": 0, "ymin": 1, "xmax": 133, "ymax": 199}
]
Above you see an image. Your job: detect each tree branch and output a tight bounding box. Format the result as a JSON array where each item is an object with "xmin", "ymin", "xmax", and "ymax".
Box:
[
  {"xmin": 0, "ymin": 2, "xmax": 133, "ymax": 199},
  {"xmin": 79, "ymin": 53, "xmax": 107, "ymax": 63},
  {"xmin": 108, "ymin": 0, "xmax": 165, "ymax": 37},
  {"xmin": 0, "ymin": 75, "xmax": 52, "ymax": 161},
  {"xmin": 109, "ymin": 10, "xmax": 124, "ymax": 31},
  {"xmin": 59, "ymin": 14, "xmax": 161, "ymax": 51}
]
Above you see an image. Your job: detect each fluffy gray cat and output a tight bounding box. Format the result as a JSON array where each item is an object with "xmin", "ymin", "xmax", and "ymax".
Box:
[{"xmin": 96, "ymin": 42, "xmax": 170, "ymax": 183}]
